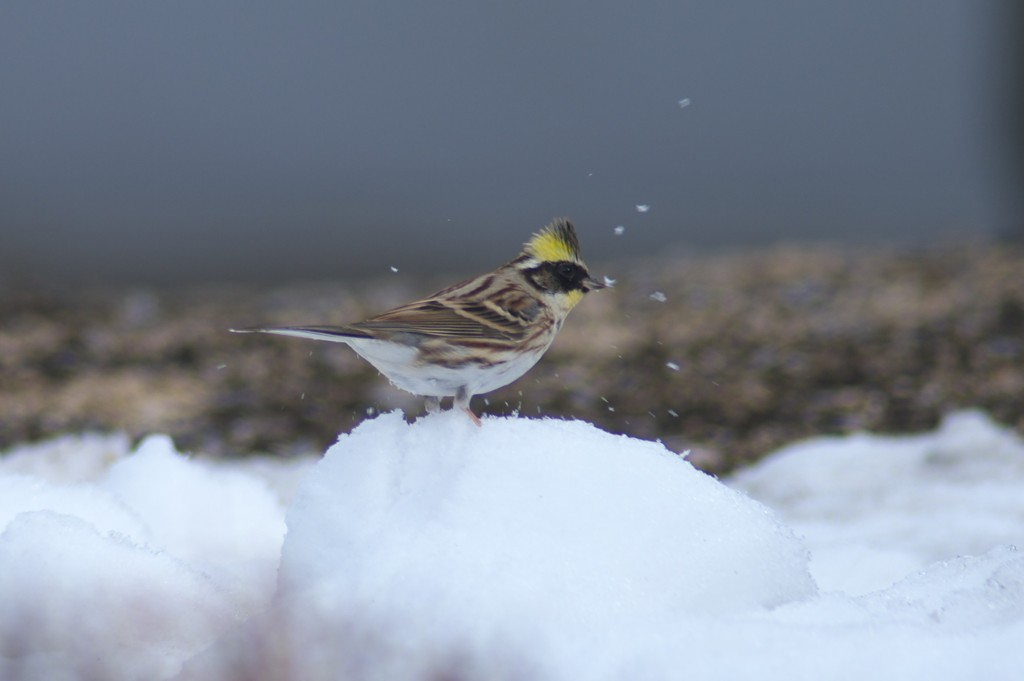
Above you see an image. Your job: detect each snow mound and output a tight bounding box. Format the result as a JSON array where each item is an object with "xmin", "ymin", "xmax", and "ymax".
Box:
[
  {"xmin": 731, "ymin": 410, "xmax": 1024, "ymax": 594},
  {"xmin": 0, "ymin": 431, "xmax": 131, "ymax": 483},
  {"xmin": 104, "ymin": 435, "xmax": 287, "ymax": 602},
  {"xmin": 268, "ymin": 412, "xmax": 814, "ymax": 673},
  {"xmin": 0, "ymin": 433, "xmax": 290, "ymax": 681},
  {"xmin": 0, "ymin": 510, "xmax": 236, "ymax": 681},
  {"xmin": 624, "ymin": 546, "xmax": 1024, "ymax": 681},
  {"xmin": 281, "ymin": 412, "xmax": 815, "ymax": 614}
]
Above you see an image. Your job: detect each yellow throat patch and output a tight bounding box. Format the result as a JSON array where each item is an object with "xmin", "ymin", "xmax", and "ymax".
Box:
[
  {"xmin": 564, "ymin": 289, "xmax": 584, "ymax": 308},
  {"xmin": 524, "ymin": 218, "xmax": 581, "ymax": 263}
]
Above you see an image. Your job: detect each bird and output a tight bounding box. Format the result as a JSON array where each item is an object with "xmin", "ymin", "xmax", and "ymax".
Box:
[{"xmin": 231, "ymin": 218, "xmax": 605, "ymax": 425}]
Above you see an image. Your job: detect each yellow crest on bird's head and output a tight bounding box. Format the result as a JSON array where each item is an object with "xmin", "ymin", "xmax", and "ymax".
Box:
[{"xmin": 524, "ymin": 218, "xmax": 582, "ymax": 263}]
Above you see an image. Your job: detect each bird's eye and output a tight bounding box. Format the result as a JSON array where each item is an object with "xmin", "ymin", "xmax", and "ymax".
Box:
[{"xmin": 556, "ymin": 263, "xmax": 576, "ymax": 280}]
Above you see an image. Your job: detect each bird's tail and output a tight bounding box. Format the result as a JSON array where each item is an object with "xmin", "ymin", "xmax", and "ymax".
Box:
[{"xmin": 229, "ymin": 325, "xmax": 371, "ymax": 342}]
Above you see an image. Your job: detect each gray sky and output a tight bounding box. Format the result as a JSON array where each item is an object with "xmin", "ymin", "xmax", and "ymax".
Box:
[{"xmin": 0, "ymin": 1, "xmax": 1011, "ymax": 286}]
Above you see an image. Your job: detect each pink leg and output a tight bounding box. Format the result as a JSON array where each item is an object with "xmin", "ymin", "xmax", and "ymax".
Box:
[{"xmin": 454, "ymin": 387, "xmax": 482, "ymax": 427}]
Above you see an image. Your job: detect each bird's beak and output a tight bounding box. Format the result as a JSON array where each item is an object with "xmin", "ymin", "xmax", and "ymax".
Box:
[{"xmin": 582, "ymin": 276, "xmax": 607, "ymax": 292}]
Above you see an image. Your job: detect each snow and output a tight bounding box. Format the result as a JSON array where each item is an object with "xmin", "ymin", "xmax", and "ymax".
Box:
[
  {"xmin": 731, "ymin": 410, "xmax": 1024, "ymax": 595},
  {"xmin": 281, "ymin": 412, "xmax": 814, "ymax": 612},
  {"xmin": 0, "ymin": 434, "xmax": 296, "ymax": 681},
  {"xmin": 1, "ymin": 411, "xmax": 1022, "ymax": 680}
]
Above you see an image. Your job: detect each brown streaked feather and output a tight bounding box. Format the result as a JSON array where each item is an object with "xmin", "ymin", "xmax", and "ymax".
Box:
[
  {"xmin": 352, "ymin": 274, "xmax": 546, "ymax": 343},
  {"xmin": 355, "ymin": 301, "xmax": 499, "ymax": 339}
]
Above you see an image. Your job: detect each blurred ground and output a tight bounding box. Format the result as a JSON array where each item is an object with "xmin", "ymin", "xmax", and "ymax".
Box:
[{"xmin": 2, "ymin": 242, "xmax": 1022, "ymax": 475}]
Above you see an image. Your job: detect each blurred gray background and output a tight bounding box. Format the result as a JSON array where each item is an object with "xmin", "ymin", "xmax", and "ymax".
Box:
[{"xmin": 1, "ymin": 1, "xmax": 1020, "ymax": 287}]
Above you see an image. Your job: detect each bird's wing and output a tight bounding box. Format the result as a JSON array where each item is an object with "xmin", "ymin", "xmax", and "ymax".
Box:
[{"xmin": 356, "ymin": 293, "xmax": 541, "ymax": 343}]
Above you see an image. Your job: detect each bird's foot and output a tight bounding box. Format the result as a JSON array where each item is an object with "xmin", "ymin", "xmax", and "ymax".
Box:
[
  {"xmin": 463, "ymin": 406, "xmax": 482, "ymax": 427},
  {"xmin": 453, "ymin": 387, "xmax": 481, "ymax": 426}
]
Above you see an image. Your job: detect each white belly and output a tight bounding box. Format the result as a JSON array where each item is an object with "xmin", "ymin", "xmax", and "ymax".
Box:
[{"xmin": 344, "ymin": 338, "xmax": 545, "ymax": 398}]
